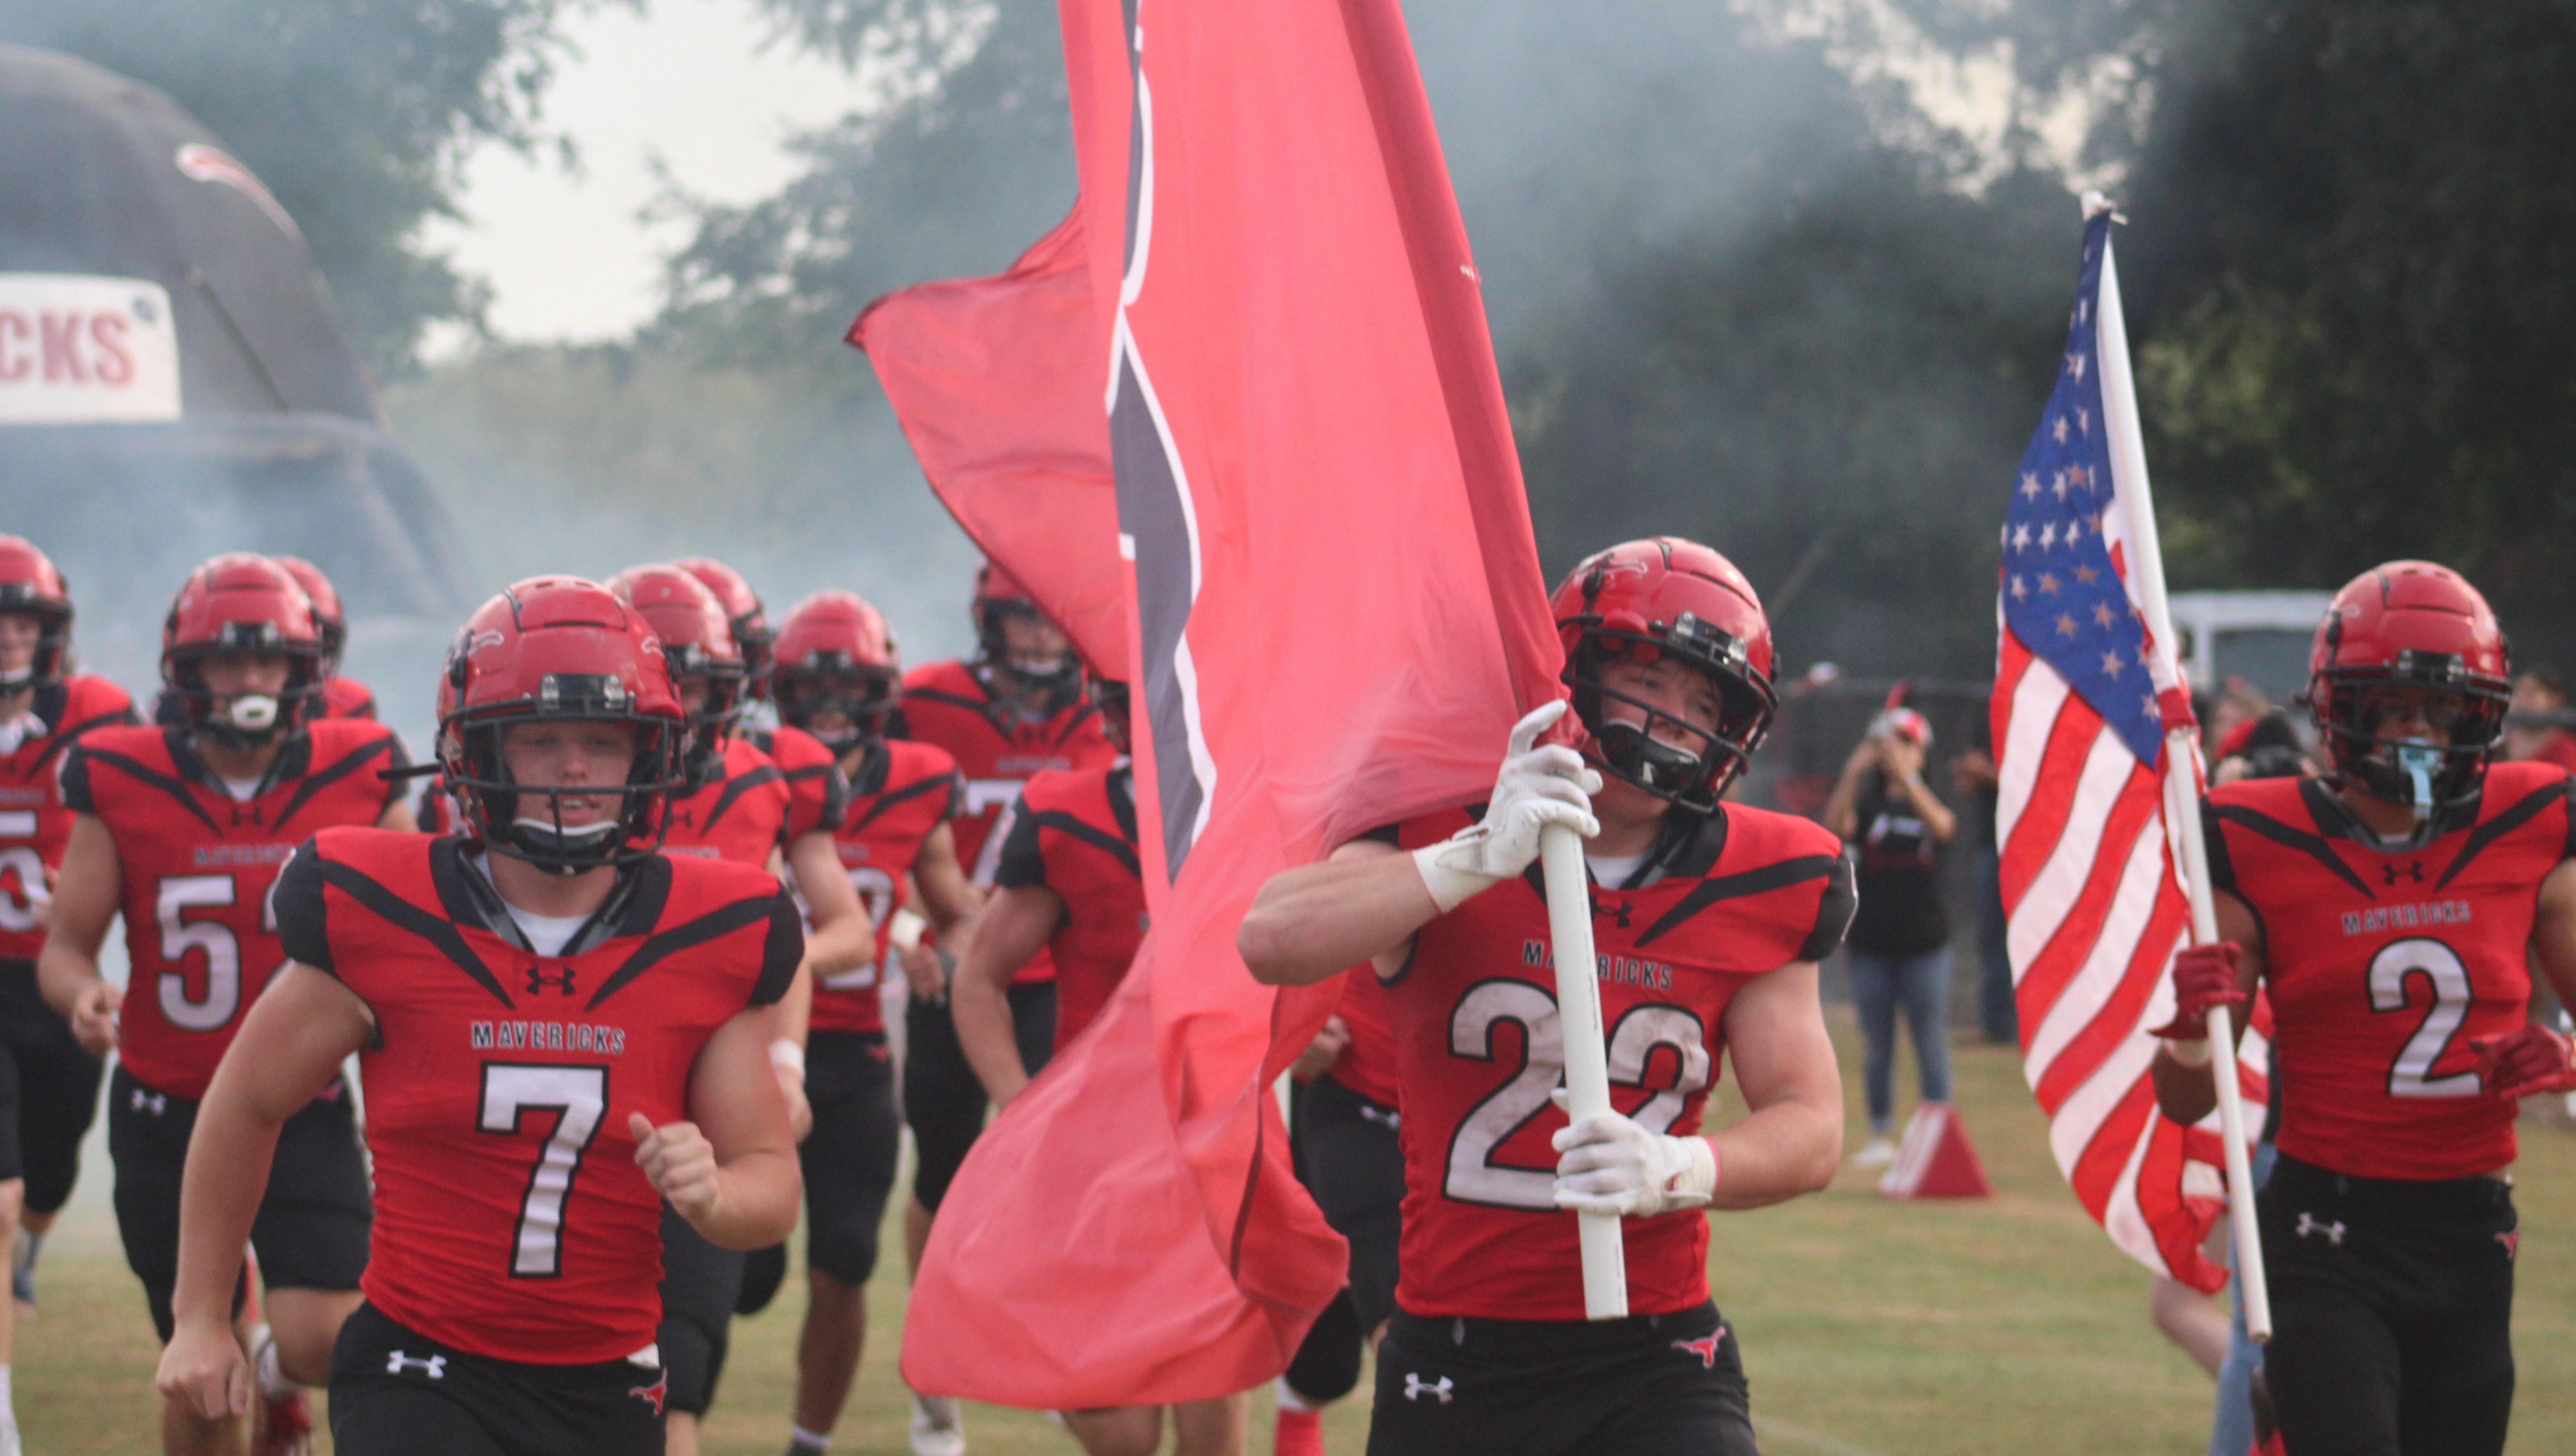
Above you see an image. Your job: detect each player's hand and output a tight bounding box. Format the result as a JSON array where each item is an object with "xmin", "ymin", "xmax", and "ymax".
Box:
[
  {"xmin": 155, "ymin": 1315, "xmax": 251, "ymax": 1422},
  {"xmin": 1548, "ymin": 1088, "xmax": 1716, "ymax": 1218},
  {"xmin": 2147, "ymin": 941, "xmax": 2247, "ymax": 1044},
  {"xmin": 902, "ymin": 942, "xmax": 954, "ymax": 1004},
  {"xmin": 1412, "ymin": 701, "xmax": 1600, "ymax": 912},
  {"xmin": 2471, "ymin": 1023, "xmax": 2576, "ymax": 1100},
  {"xmin": 1290, "ymin": 1015, "xmax": 1351, "ymax": 1082},
  {"xmin": 774, "ymin": 1063, "xmax": 814, "ymax": 1142},
  {"xmin": 68, "ymin": 979, "xmax": 120, "ymax": 1057},
  {"xmin": 631, "ymin": 1112, "xmax": 723, "ymax": 1226}
]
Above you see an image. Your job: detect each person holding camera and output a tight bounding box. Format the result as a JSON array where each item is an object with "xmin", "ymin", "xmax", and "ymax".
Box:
[{"xmin": 1825, "ymin": 706, "xmax": 1956, "ymax": 1168}]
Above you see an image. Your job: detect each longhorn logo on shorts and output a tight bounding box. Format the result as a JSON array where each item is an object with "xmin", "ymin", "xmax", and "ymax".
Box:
[
  {"xmin": 2498, "ymin": 1230, "xmax": 2519, "ymax": 1261},
  {"xmin": 1402, "ymin": 1373, "xmax": 1454, "ymax": 1404},
  {"xmin": 1672, "ymin": 1326, "xmax": 1729, "ymax": 1369},
  {"xmin": 628, "ymin": 1368, "xmax": 668, "ymax": 1416}
]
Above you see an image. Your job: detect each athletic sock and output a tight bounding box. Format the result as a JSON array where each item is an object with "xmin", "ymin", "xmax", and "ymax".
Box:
[
  {"xmin": 0, "ymin": 1364, "xmax": 16, "ymax": 1455},
  {"xmin": 8, "ymin": 1230, "xmax": 36, "ymax": 1306},
  {"xmin": 1273, "ymin": 1401, "xmax": 1324, "ymax": 1456},
  {"xmin": 1274, "ymin": 1377, "xmax": 1318, "ymax": 1414},
  {"xmin": 252, "ymin": 1325, "xmax": 292, "ymax": 1400},
  {"xmin": 784, "ymin": 1425, "xmax": 833, "ymax": 1456}
]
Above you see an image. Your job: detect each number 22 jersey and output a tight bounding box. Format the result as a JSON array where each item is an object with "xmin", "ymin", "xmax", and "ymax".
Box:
[
  {"xmin": 272, "ymin": 828, "xmax": 802, "ymax": 1363},
  {"xmin": 2206, "ymin": 763, "xmax": 2576, "ymax": 1181},
  {"xmin": 1380, "ymin": 802, "xmax": 1854, "ymax": 1322}
]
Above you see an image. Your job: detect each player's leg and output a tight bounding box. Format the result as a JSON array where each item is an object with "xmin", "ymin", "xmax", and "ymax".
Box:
[
  {"xmin": 1280, "ymin": 1073, "xmax": 1403, "ymax": 1453},
  {"xmin": 108, "ymin": 1069, "xmax": 245, "ymax": 1455},
  {"xmin": 1061, "ymin": 1406, "xmax": 1161, "ymax": 1456},
  {"xmin": 2256, "ymin": 1171, "xmax": 2404, "ymax": 1455},
  {"xmin": 2392, "ymin": 1199, "xmax": 2516, "ymax": 1456},
  {"xmin": 900, "ymin": 995, "xmax": 984, "ymax": 1455},
  {"xmin": 1845, "ymin": 951, "xmax": 1899, "ymax": 1160},
  {"xmin": 1577, "ymin": 1307, "xmax": 1758, "ymax": 1456},
  {"xmin": 655, "ymin": 1212, "xmax": 745, "ymax": 1456},
  {"xmin": 1003, "ymin": 981, "xmax": 1059, "ymax": 1082},
  {"xmin": 0, "ymin": 1019, "xmax": 25, "ymax": 1447},
  {"xmin": 247, "ymin": 1086, "xmax": 372, "ymax": 1456},
  {"xmin": 1169, "ymin": 1392, "xmax": 1247, "ymax": 1455},
  {"xmin": 1366, "ymin": 1313, "xmax": 1579, "ymax": 1456},
  {"xmin": 789, "ymin": 1031, "xmax": 901, "ymax": 1453},
  {"xmin": 331, "ymin": 1300, "xmax": 667, "ymax": 1456},
  {"xmin": 12, "ymin": 990, "xmax": 104, "ymax": 1303}
]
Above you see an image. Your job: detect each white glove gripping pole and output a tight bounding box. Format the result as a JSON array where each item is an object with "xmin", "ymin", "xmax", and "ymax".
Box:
[
  {"xmin": 2095, "ymin": 200, "xmax": 2271, "ymax": 1343},
  {"xmin": 1541, "ymin": 824, "xmax": 1628, "ymax": 1320}
]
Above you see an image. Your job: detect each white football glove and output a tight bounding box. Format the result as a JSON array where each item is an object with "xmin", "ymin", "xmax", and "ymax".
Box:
[
  {"xmin": 1411, "ymin": 701, "xmax": 1602, "ymax": 912},
  {"xmin": 1549, "ymin": 1088, "xmax": 1717, "ymax": 1218}
]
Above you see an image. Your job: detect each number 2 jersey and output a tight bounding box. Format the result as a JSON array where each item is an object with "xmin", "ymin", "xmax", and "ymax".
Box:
[
  {"xmin": 813, "ymin": 738, "xmax": 963, "ymax": 1036},
  {"xmin": 273, "ymin": 828, "xmax": 801, "ymax": 1363},
  {"xmin": 2205, "ymin": 763, "xmax": 2576, "ymax": 1181},
  {"xmin": 1380, "ymin": 803, "xmax": 1853, "ymax": 1322},
  {"xmin": 61, "ymin": 718, "xmax": 405, "ymax": 1098},
  {"xmin": 0, "ymin": 674, "xmax": 137, "ymax": 961}
]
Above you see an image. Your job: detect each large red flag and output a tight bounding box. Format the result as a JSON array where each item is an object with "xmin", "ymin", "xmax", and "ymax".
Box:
[
  {"xmin": 848, "ymin": 211, "xmax": 1127, "ymax": 673},
  {"xmin": 887, "ymin": 0, "xmax": 1562, "ymax": 1408}
]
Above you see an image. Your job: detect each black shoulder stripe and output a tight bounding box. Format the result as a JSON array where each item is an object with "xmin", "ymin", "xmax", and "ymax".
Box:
[
  {"xmin": 318, "ymin": 859, "xmax": 514, "ymax": 1010},
  {"xmin": 1635, "ymin": 854, "xmax": 1840, "ymax": 949},
  {"xmin": 700, "ymin": 764, "xmax": 786, "ymax": 834},
  {"xmin": 586, "ymin": 895, "xmax": 778, "ymax": 1011},
  {"xmin": 31, "ymin": 709, "xmax": 133, "ymax": 770},
  {"xmin": 1033, "ymin": 808, "xmax": 1142, "ymax": 879},
  {"xmin": 273, "ymin": 736, "xmax": 395, "ymax": 830},
  {"xmin": 2199, "ymin": 800, "xmax": 2237, "ymax": 894},
  {"xmin": 2210, "ymin": 803, "xmax": 2373, "ymax": 900},
  {"xmin": 2437, "ymin": 778, "xmax": 2572, "ymax": 890},
  {"xmin": 905, "ymin": 687, "xmax": 989, "ymax": 713},
  {"xmin": 1051, "ymin": 702, "xmax": 1102, "ymax": 748},
  {"xmin": 1799, "ymin": 854, "xmax": 1859, "ymax": 962},
  {"xmin": 78, "ymin": 747, "xmax": 220, "ymax": 835},
  {"xmin": 845, "ymin": 771, "xmax": 953, "ymax": 834}
]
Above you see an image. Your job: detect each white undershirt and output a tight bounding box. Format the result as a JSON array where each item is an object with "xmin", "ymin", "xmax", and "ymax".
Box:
[
  {"xmin": 0, "ymin": 713, "xmax": 45, "ymax": 755},
  {"xmin": 467, "ymin": 851, "xmax": 591, "ymax": 956},
  {"xmin": 1587, "ymin": 850, "xmax": 1662, "ymax": 890},
  {"xmin": 219, "ymin": 776, "xmax": 263, "ymax": 802}
]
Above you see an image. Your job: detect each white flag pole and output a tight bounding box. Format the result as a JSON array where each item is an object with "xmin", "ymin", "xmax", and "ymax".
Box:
[
  {"xmin": 2089, "ymin": 193, "xmax": 2274, "ymax": 1343},
  {"xmin": 1540, "ymin": 823, "xmax": 1628, "ymax": 1319}
]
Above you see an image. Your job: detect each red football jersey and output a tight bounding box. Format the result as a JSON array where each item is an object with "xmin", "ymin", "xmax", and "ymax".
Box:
[
  {"xmin": 661, "ymin": 738, "xmax": 795, "ymax": 869},
  {"xmin": 1381, "ymin": 804, "xmax": 1852, "ymax": 1321},
  {"xmin": 319, "ymin": 675, "xmax": 378, "ymax": 721},
  {"xmin": 896, "ymin": 659, "xmax": 1116, "ymax": 986},
  {"xmin": 815, "ymin": 739, "xmax": 962, "ymax": 1035},
  {"xmin": 746, "ymin": 725, "xmax": 849, "ymax": 843},
  {"xmin": 63, "ymin": 719, "xmax": 406, "ymax": 1098},
  {"xmin": 992, "ymin": 765, "xmax": 1145, "ymax": 1049},
  {"xmin": 1325, "ymin": 966, "xmax": 1399, "ymax": 1109},
  {"xmin": 2207, "ymin": 764, "xmax": 2575, "ymax": 1180},
  {"xmin": 273, "ymin": 828, "xmax": 799, "ymax": 1363},
  {"xmin": 0, "ymin": 675, "xmax": 136, "ymax": 961}
]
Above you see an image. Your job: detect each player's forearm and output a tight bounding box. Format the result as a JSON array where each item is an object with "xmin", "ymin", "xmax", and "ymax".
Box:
[
  {"xmin": 1705, "ymin": 1095, "xmax": 1841, "ymax": 1209},
  {"xmin": 1238, "ymin": 857, "xmax": 1437, "ymax": 986},
  {"xmin": 950, "ymin": 960, "xmax": 1030, "ymax": 1105},
  {"xmin": 2151, "ymin": 1046, "xmax": 2220, "ymax": 1126},
  {"xmin": 170, "ymin": 1096, "xmax": 285, "ymax": 1332},
  {"xmin": 691, "ymin": 1148, "xmax": 802, "ymax": 1249},
  {"xmin": 34, "ymin": 939, "xmax": 101, "ymax": 1018},
  {"xmin": 801, "ymin": 906, "xmax": 876, "ymax": 981},
  {"xmin": 773, "ymin": 964, "xmax": 814, "ymax": 1047}
]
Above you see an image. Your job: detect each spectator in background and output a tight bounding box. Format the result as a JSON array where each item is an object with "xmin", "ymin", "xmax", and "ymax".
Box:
[
  {"xmin": 2504, "ymin": 668, "xmax": 2576, "ymax": 773},
  {"xmin": 2203, "ymin": 678, "xmax": 2274, "ymax": 764},
  {"xmin": 2210, "ymin": 710, "xmax": 2314, "ymax": 786},
  {"xmin": 1949, "ymin": 722, "xmax": 2015, "ymax": 1045},
  {"xmin": 1827, "ymin": 705, "xmax": 1957, "ymax": 1168}
]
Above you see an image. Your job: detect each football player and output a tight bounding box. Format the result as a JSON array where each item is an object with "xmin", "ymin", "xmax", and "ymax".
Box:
[
  {"xmin": 151, "ymin": 575, "xmax": 802, "ymax": 1456},
  {"xmin": 1237, "ymin": 538, "xmax": 1851, "ymax": 1456},
  {"xmin": 2151, "ymin": 562, "xmax": 2576, "ymax": 1456},
  {"xmin": 1273, "ymin": 968, "xmax": 1402, "ymax": 1456},
  {"xmin": 40, "ymin": 554, "xmax": 413, "ymax": 1456},
  {"xmin": 765, "ymin": 591, "xmax": 983, "ymax": 1456},
  {"xmin": 887, "ymin": 564, "xmax": 1114, "ymax": 1455},
  {"xmin": 271, "ymin": 558, "xmax": 377, "ymax": 722},
  {"xmin": 0, "ymin": 536, "xmax": 137, "ymax": 1442},
  {"xmin": 948, "ymin": 673, "xmax": 1245, "ymax": 1455},
  {"xmin": 610, "ymin": 566, "xmax": 869, "ymax": 1456}
]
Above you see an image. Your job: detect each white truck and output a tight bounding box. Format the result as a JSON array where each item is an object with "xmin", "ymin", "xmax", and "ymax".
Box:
[{"xmin": 2166, "ymin": 590, "xmax": 2335, "ymax": 704}]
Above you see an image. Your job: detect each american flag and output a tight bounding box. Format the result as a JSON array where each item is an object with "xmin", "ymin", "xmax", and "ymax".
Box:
[{"xmin": 1992, "ymin": 204, "xmax": 2267, "ymax": 1293}]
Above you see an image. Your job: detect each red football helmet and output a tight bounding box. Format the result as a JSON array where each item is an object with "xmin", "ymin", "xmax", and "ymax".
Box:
[
  {"xmin": 439, "ymin": 576, "xmax": 687, "ymax": 872},
  {"xmin": 1552, "ymin": 537, "xmax": 1777, "ymax": 813},
  {"xmin": 271, "ymin": 556, "xmax": 348, "ymax": 672},
  {"xmin": 161, "ymin": 554, "xmax": 323, "ymax": 747},
  {"xmin": 2309, "ymin": 561, "xmax": 2511, "ymax": 817},
  {"xmin": 611, "ymin": 565, "xmax": 745, "ymax": 775},
  {"xmin": 970, "ymin": 560, "xmax": 1080, "ymax": 708},
  {"xmin": 772, "ymin": 591, "xmax": 901, "ymax": 752},
  {"xmin": 0, "ymin": 535, "xmax": 75, "ymax": 691},
  {"xmin": 673, "ymin": 556, "xmax": 773, "ymax": 700}
]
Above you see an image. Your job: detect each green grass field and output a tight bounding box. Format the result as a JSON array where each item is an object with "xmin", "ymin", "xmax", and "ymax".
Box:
[{"xmin": 16, "ymin": 1011, "xmax": 2576, "ymax": 1454}]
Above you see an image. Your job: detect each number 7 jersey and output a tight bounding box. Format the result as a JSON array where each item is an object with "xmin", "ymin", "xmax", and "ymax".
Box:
[
  {"xmin": 273, "ymin": 828, "xmax": 802, "ymax": 1363},
  {"xmin": 2206, "ymin": 762, "xmax": 2576, "ymax": 1181},
  {"xmin": 1380, "ymin": 803, "xmax": 1853, "ymax": 1322}
]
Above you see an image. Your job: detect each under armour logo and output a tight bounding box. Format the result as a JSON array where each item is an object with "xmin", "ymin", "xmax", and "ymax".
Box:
[
  {"xmin": 1402, "ymin": 1373, "xmax": 1454, "ymax": 1404},
  {"xmin": 385, "ymin": 1351, "xmax": 446, "ymax": 1379},
  {"xmin": 130, "ymin": 1088, "xmax": 166, "ymax": 1115},
  {"xmin": 1604, "ymin": 899, "xmax": 1635, "ymax": 929},
  {"xmin": 1672, "ymin": 1328, "xmax": 1728, "ymax": 1368},
  {"xmin": 628, "ymin": 1369, "xmax": 668, "ymax": 1415},
  {"xmin": 2295, "ymin": 1213, "xmax": 2347, "ymax": 1246},
  {"xmin": 2382, "ymin": 860, "xmax": 2425, "ymax": 887},
  {"xmin": 525, "ymin": 965, "xmax": 577, "ymax": 996}
]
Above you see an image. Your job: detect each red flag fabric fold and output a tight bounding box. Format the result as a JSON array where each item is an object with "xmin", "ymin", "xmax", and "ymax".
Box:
[{"xmin": 881, "ymin": 0, "xmax": 1561, "ymax": 1409}]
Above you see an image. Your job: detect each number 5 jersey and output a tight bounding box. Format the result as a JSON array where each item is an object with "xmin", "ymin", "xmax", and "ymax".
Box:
[
  {"xmin": 1379, "ymin": 802, "xmax": 1854, "ymax": 1322},
  {"xmin": 272, "ymin": 828, "xmax": 801, "ymax": 1363},
  {"xmin": 2205, "ymin": 761, "xmax": 2576, "ymax": 1181}
]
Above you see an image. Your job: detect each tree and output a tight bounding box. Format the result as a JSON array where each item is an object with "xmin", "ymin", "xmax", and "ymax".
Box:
[{"xmin": 0, "ymin": 0, "xmax": 603, "ymax": 378}]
